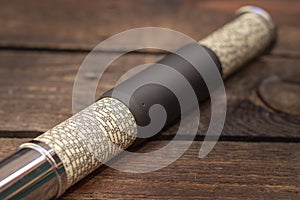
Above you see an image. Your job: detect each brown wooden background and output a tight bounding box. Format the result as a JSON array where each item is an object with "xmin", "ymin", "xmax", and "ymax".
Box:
[{"xmin": 0, "ymin": 0, "xmax": 299, "ymax": 199}]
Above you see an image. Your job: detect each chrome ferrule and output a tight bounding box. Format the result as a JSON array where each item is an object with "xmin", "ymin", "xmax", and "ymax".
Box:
[{"xmin": 0, "ymin": 141, "xmax": 67, "ymax": 200}]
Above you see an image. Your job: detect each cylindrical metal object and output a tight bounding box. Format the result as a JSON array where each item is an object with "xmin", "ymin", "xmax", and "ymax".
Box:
[
  {"xmin": 0, "ymin": 6, "xmax": 276, "ymax": 200},
  {"xmin": 0, "ymin": 141, "xmax": 66, "ymax": 199}
]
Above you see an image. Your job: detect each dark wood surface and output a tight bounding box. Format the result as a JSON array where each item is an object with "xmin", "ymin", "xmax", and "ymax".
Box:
[
  {"xmin": 1, "ymin": 138, "xmax": 299, "ymax": 199},
  {"xmin": 0, "ymin": 1, "xmax": 299, "ymax": 199}
]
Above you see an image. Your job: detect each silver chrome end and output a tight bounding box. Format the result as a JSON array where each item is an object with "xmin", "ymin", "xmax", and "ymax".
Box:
[{"xmin": 0, "ymin": 141, "xmax": 66, "ymax": 200}]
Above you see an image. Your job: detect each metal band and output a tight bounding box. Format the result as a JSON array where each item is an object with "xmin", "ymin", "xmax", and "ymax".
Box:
[
  {"xmin": 19, "ymin": 141, "xmax": 67, "ymax": 198},
  {"xmin": 0, "ymin": 145, "xmax": 66, "ymax": 199}
]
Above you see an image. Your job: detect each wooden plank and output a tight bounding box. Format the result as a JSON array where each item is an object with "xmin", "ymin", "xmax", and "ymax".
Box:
[
  {"xmin": 0, "ymin": 138, "xmax": 298, "ymax": 199},
  {"xmin": 0, "ymin": 138, "xmax": 30, "ymax": 159},
  {"xmin": 0, "ymin": 51, "xmax": 299, "ymax": 138},
  {"xmin": 0, "ymin": 0, "xmax": 299, "ymax": 54},
  {"xmin": 0, "ymin": 50, "xmax": 162, "ymax": 134},
  {"xmin": 62, "ymin": 140, "xmax": 300, "ymax": 199},
  {"xmin": 217, "ymin": 56, "xmax": 300, "ymax": 139}
]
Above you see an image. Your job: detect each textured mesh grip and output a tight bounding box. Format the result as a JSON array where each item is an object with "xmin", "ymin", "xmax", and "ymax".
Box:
[
  {"xmin": 200, "ymin": 9, "xmax": 275, "ymax": 78},
  {"xmin": 34, "ymin": 98, "xmax": 137, "ymax": 187}
]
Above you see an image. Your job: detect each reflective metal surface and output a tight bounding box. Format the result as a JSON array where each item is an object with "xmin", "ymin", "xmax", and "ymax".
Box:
[{"xmin": 0, "ymin": 141, "xmax": 66, "ymax": 200}]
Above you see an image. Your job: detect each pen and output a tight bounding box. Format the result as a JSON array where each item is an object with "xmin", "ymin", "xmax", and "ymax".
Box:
[{"xmin": 0, "ymin": 6, "xmax": 276, "ymax": 200}]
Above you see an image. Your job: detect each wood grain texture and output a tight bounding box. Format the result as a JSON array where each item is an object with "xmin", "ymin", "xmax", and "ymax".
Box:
[
  {"xmin": 0, "ymin": 50, "xmax": 162, "ymax": 133},
  {"xmin": 65, "ymin": 141, "xmax": 300, "ymax": 199},
  {"xmin": 0, "ymin": 0, "xmax": 299, "ymax": 55},
  {"xmin": 0, "ymin": 1, "xmax": 299, "ymax": 199},
  {"xmin": 0, "ymin": 138, "xmax": 30, "ymax": 159},
  {"xmin": 1, "ymin": 138, "xmax": 298, "ymax": 199},
  {"xmin": 0, "ymin": 51, "xmax": 299, "ymax": 139},
  {"xmin": 258, "ymin": 76, "xmax": 300, "ymax": 117}
]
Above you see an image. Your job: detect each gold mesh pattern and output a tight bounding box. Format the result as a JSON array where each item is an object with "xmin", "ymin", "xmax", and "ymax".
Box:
[
  {"xmin": 200, "ymin": 12, "xmax": 274, "ymax": 78},
  {"xmin": 34, "ymin": 97, "xmax": 137, "ymax": 187}
]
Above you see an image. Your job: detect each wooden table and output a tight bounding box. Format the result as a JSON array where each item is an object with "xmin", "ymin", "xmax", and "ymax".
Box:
[{"xmin": 0, "ymin": 1, "xmax": 299, "ymax": 199}]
